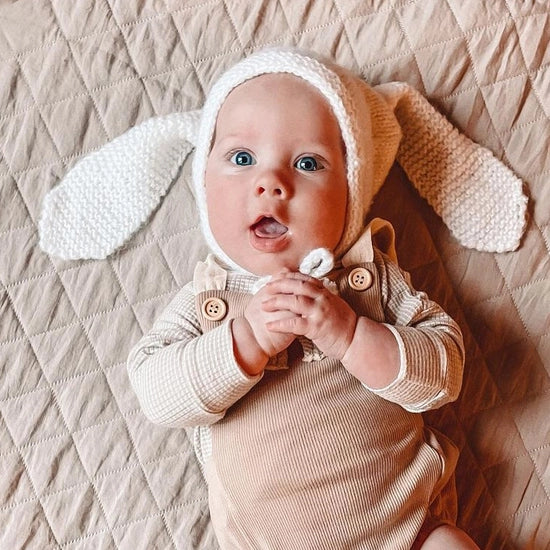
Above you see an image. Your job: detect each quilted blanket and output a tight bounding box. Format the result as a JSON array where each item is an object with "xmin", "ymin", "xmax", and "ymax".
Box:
[{"xmin": 0, "ymin": 1, "xmax": 548, "ymax": 549}]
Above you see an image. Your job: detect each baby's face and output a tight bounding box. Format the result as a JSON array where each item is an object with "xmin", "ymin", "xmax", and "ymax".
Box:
[{"xmin": 204, "ymin": 73, "xmax": 347, "ymax": 276}]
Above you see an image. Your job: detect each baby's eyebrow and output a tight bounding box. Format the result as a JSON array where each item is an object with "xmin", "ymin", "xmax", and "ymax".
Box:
[
  {"xmin": 214, "ymin": 132, "xmax": 254, "ymax": 146},
  {"xmin": 301, "ymin": 139, "xmax": 346, "ymax": 158}
]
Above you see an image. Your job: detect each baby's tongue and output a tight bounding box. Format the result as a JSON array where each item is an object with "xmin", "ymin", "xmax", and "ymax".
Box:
[{"xmin": 253, "ymin": 217, "xmax": 288, "ymax": 238}]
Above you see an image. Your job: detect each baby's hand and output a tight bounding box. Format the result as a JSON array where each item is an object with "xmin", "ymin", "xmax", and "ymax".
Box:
[
  {"xmin": 242, "ymin": 282, "xmax": 296, "ymax": 358},
  {"xmin": 262, "ymin": 271, "xmax": 357, "ymax": 361}
]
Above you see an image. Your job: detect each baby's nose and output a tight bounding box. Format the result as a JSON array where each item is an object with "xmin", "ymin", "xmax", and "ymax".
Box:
[{"xmin": 255, "ymin": 171, "xmax": 291, "ymax": 198}]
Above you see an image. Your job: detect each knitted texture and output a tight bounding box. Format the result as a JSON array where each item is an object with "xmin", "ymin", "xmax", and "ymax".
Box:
[
  {"xmin": 39, "ymin": 111, "xmax": 201, "ymax": 260},
  {"xmin": 191, "ymin": 47, "xmax": 402, "ymax": 272},
  {"xmin": 386, "ymin": 83, "xmax": 528, "ymax": 252},
  {"xmin": 38, "ymin": 48, "xmax": 528, "ymax": 261}
]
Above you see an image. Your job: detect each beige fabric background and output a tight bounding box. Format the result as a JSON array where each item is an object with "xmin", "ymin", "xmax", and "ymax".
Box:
[{"xmin": 0, "ymin": 1, "xmax": 548, "ymax": 549}]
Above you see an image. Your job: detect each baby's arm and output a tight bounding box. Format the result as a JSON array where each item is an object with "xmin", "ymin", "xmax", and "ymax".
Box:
[
  {"xmin": 263, "ymin": 271, "xmax": 361, "ymax": 358},
  {"xmin": 127, "ymin": 283, "xmax": 262, "ymax": 428},
  {"xmin": 366, "ymin": 251, "xmax": 465, "ymax": 412},
  {"xmin": 263, "ymin": 253, "xmax": 464, "ymax": 412},
  {"xmin": 232, "ymin": 283, "xmax": 297, "ymax": 375},
  {"xmin": 263, "ymin": 272, "xmax": 400, "ymax": 387}
]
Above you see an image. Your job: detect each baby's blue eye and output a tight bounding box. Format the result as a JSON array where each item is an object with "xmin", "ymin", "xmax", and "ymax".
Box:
[
  {"xmin": 295, "ymin": 156, "xmax": 322, "ymax": 171},
  {"xmin": 230, "ymin": 151, "xmax": 255, "ymax": 166}
]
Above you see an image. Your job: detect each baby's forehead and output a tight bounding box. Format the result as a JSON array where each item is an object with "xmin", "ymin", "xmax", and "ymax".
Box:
[{"xmin": 212, "ymin": 71, "xmax": 347, "ymax": 154}]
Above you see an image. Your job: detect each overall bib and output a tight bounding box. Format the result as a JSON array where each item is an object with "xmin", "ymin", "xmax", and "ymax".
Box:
[{"xmin": 195, "ymin": 260, "xmax": 457, "ymax": 549}]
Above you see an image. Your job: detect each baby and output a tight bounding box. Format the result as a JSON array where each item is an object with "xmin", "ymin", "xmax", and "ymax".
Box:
[{"xmin": 127, "ymin": 49, "xmax": 479, "ymax": 549}]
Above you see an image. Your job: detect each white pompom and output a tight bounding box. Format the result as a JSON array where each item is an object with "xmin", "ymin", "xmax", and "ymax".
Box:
[{"xmin": 299, "ymin": 248, "xmax": 334, "ymax": 279}]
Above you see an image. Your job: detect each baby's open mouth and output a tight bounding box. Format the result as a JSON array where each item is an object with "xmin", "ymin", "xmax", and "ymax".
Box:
[{"xmin": 251, "ymin": 217, "xmax": 288, "ymax": 238}]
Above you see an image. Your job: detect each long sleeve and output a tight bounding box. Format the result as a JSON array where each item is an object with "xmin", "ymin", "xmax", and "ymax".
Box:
[
  {"xmin": 126, "ymin": 282, "xmax": 262, "ymax": 428},
  {"xmin": 365, "ymin": 249, "xmax": 465, "ymax": 412}
]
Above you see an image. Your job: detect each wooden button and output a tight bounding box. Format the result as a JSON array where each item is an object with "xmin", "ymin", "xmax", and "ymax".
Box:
[
  {"xmin": 201, "ymin": 297, "xmax": 228, "ymax": 321},
  {"xmin": 348, "ymin": 267, "xmax": 373, "ymax": 291}
]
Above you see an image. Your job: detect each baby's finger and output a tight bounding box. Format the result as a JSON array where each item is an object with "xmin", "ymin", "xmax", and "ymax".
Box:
[
  {"xmin": 266, "ymin": 276, "xmax": 323, "ymax": 299},
  {"xmin": 262, "ymin": 293, "xmax": 315, "ymax": 315},
  {"xmin": 266, "ymin": 315, "xmax": 308, "ymax": 335},
  {"xmin": 270, "ymin": 270, "xmax": 321, "ymax": 285}
]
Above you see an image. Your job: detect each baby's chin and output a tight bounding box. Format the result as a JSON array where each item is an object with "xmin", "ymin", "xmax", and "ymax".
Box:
[
  {"xmin": 229, "ymin": 249, "xmax": 302, "ymax": 276},
  {"xmin": 241, "ymin": 248, "xmax": 336, "ymax": 278},
  {"xmin": 219, "ymin": 239, "xmax": 338, "ymax": 277}
]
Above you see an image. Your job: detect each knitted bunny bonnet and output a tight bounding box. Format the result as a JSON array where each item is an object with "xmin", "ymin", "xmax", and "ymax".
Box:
[
  {"xmin": 190, "ymin": 48, "xmax": 402, "ymax": 273},
  {"xmin": 38, "ymin": 47, "xmax": 528, "ymax": 263}
]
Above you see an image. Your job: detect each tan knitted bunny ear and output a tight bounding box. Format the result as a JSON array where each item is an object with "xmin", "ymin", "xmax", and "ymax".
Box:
[
  {"xmin": 375, "ymin": 82, "xmax": 528, "ymax": 253},
  {"xmin": 39, "ymin": 111, "xmax": 201, "ymax": 260}
]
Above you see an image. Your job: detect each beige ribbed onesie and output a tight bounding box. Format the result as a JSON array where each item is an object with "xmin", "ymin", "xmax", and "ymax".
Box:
[{"xmin": 127, "ymin": 224, "xmax": 464, "ymax": 549}]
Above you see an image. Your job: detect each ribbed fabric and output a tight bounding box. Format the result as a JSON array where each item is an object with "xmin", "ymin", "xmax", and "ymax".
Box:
[
  {"xmin": 127, "ymin": 227, "xmax": 464, "ymax": 549},
  {"xmin": 208, "ymin": 357, "xmax": 443, "ymax": 550}
]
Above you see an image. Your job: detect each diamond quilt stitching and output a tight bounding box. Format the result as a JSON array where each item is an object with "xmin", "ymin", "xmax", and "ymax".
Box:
[{"xmin": 0, "ymin": 0, "xmax": 548, "ymax": 548}]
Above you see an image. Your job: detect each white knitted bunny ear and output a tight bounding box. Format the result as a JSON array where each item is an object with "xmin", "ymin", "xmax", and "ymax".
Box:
[
  {"xmin": 39, "ymin": 111, "xmax": 201, "ymax": 260},
  {"xmin": 375, "ymin": 82, "xmax": 528, "ymax": 253}
]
